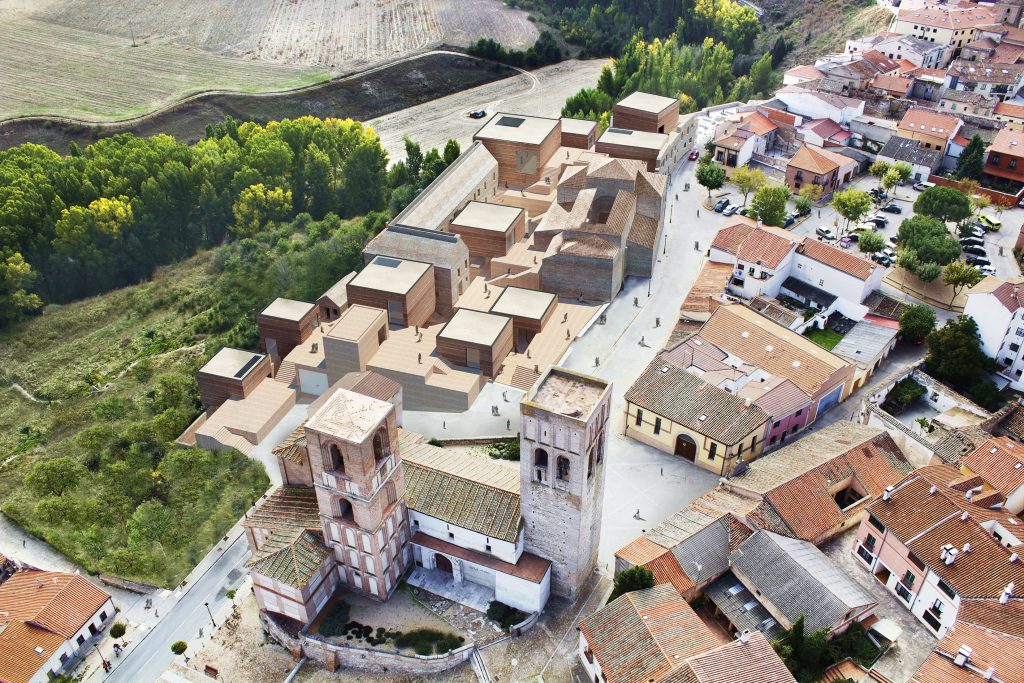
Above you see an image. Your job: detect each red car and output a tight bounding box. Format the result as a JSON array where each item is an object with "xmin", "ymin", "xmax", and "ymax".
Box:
[{"xmin": 688, "ymin": 149, "xmax": 700, "ymax": 161}]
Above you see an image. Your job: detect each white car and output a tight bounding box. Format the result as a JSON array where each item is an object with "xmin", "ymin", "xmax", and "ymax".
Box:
[
  {"xmin": 979, "ymin": 265, "xmax": 997, "ymax": 276},
  {"xmin": 913, "ymin": 181, "xmax": 936, "ymax": 191},
  {"xmin": 816, "ymin": 226, "xmax": 837, "ymax": 240},
  {"xmin": 881, "ymin": 247, "xmax": 897, "ymax": 260}
]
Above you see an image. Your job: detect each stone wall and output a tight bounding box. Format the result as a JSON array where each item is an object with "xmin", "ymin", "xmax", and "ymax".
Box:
[{"xmin": 261, "ymin": 612, "xmax": 475, "ymax": 675}]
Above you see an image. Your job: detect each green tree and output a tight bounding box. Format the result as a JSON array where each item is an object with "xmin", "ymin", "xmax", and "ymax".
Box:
[
  {"xmin": 857, "ymin": 230, "xmax": 885, "ymax": 255},
  {"xmin": 869, "ymin": 160, "xmax": 890, "ymax": 190},
  {"xmin": 799, "ymin": 183, "xmax": 823, "ymax": 204},
  {"xmin": 607, "ymin": 566, "xmax": 655, "ymax": 603},
  {"xmin": 232, "ymin": 184, "xmax": 292, "ymax": 236},
  {"xmin": 794, "ymin": 195, "xmax": 812, "ymax": 215},
  {"xmin": 749, "ymin": 52, "xmax": 774, "ymax": 97},
  {"xmin": 897, "ymin": 303, "xmax": 937, "ymax": 342},
  {"xmin": 443, "ymin": 139, "xmax": 461, "ymax": 166},
  {"xmin": 917, "ymin": 261, "xmax": 943, "ymax": 282},
  {"xmin": 897, "ymin": 215, "xmax": 961, "ymax": 268},
  {"xmin": 0, "ymin": 252, "xmax": 43, "ymax": 324},
  {"xmin": 955, "ymin": 134, "xmax": 987, "ymax": 181},
  {"xmin": 728, "ymin": 75, "xmax": 752, "ymax": 103},
  {"xmin": 831, "ymin": 189, "xmax": 872, "ymax": 235},
  {"xmin": 404, "ymin": 136, "xmax": 423, "ymax": 180},
  {"xmin": 772, "ymin": 615, "xmax": 833, "ymax": 682},
  {"xmin": 914, "ymin": 186, "xmax": 972, "ymax": 223},
  {"xmin": 751, "ymin": 184, "xmax": 790, "ymax": 226},
  {"xmin": 696, "ymin": 161, "xmax": 726, "ymax": 198},
  {"xmin": 892, "ymin": 161, "xmax": 913, "ymax": 184},
  {"xmin": 732, "ymin": 166, "xmax": 766, "ymax": 206},
  {"xmin": 943, "ymin": 259, "xmax": 985, "ymax": 305},
  {"xmin": 171, "ymin": 641, "xmax": 188, "ymax": 656},
  {"xmin": 926, "ymin": 315, "xmax": 998, "ymax": 394},
  {"xmin": 110, "ymin": 623, "xmax": 127, "ymax": 639},
  {"xmin": 25, "ymin": 456, "xmax": 87, "ymax": 497},
  {"xmin": 882, "ymin": 168, "xmax": 902, "ymax": 194},
  {"xmin": 127, "ymin": 500, "xmax": 176, "ymax": 546}
]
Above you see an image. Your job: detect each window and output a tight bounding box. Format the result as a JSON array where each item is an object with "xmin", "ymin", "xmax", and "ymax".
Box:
[
  {"xmin": 709, "ymin": 443, "xmax": 717, "ymax": 461},
  {"xmin": 557, "ymin": 456, "xmax": 571, "ymax": 481},
  {"xmin": 908, "ymin": 552, "xmax": 925, "ymax": 570},
  {"xmin": 76, "ymin": 635, "xmax": 85, "ymax": 646},
  {"xmin": 654, "ymin": 417, "xmax": 662, "ymax": 435},
  {"xmin": 1012, "ymin": 344, "xmax": 1021, "ymax": 353},
  {"xmin": 868, "ymin": 514, "xmax": 885, "ymax": 532},
  {"xmin": 448, "ymin": 532, "xmax": 455, "ymax": 540},
  {"xmin": 372, "ymin": 428, "xmax": 390, "ymax": 464},
  {"xmin": 534, "ymin": 448, "xmax": 548, "ymax": 468},
  {"xmin": 60, "ymin": 653, "xmax": 69, "ymax": 664},
  {"xmin": 485, "ymin": 543, "xmax": 492, "ymax": 553},
  {"xmin": 856, "ymin": 544, "xmax": 874, "ymax": 564},
  {"xmin": 327, "ymin": 443, "xmax": 345, "ymax": 474},
  {"xmin": 819, "ymin": 279, "xmax": 824, "ymax": 287},
  {"xmin": 750, "ymin": 436, "xmax": 756, "ymax": 451},
  {"xmin": 795, "ymin": 408, "xmax": 803, "ymax": 417},
  {"xmin": 773, "ymin": 420, "xmax": 781, "ymax": 429},
  {"xmin": 770, "ymin": 436, "xmax": 778, "ymax": 445},
  {"xmin": 635, "ymin": 409, "xmax": 643, "ymax": 426},
  {"xmin": 896, "ymin": 582, "xmax": 913, "ymax": 602},
  {"xmin": 992, "ymin": 153, "xmax": 1002, "ymax": 164},
  {"xmin": 938, "ymin": 579, "xmax": 956, "ymax": 599},
  {"xmin": 1011, "ymin": 159, "xmax": 1018, "ymax": 170},
  {"xmin": 864, "ymin": 533, "xmax": 877, "ymax": 552},
  {"xmin": 100, "ymin": 610, "xmax": 107, "ymax": 621},
  {"xmin": 903, "ymin": 570, "xmax": 916, "ymax": 588}
]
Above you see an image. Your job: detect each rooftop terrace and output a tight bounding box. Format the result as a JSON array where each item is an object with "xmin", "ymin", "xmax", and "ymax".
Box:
[{"xmin": 529, "ymin": 367, "xmax": 608, "ymax": 418}]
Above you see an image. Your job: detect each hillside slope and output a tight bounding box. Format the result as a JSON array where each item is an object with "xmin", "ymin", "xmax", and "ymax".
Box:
[{"xmin": 759, "ymin": 0, "xmax": 894, "ymax": 65}]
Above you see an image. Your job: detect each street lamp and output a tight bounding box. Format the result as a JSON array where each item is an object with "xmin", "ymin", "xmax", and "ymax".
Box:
[
  {"xmin": 94, "ymin": 643, "xmax": 109, "ymax": 670},
  {"xmin": 205, "ymin": 601, "xmax": 217, "ymax": 628}
]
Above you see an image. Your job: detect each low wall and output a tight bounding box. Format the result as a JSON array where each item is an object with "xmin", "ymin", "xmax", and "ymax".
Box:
[
  {"xmin": 261, "ymin": 612, "xmax": 475, "ymax": 676},
  {"xmin": 928, "ymin": 174, "xmax": 1023, "ymax": 204}
]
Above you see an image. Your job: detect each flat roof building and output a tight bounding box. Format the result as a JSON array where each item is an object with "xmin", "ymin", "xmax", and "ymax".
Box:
[
  {"xmin": 595, "ymin": 127, "xmax": 669, "ymax": 171},
  {"xmin": 435, "ymin": 308, "xmax": 513, "ymax": 378},
  {"xmin": 196, "ymin": 347, "xmax": 272, "ymax": 413},
  {"xmin": 258, "ymin": 297, "xmax": 318, "ymax": 369},
  {"xmin": 490, "ymin": 286, "xmax": 556, "ymax": 352},
  {"xmin": 612, "ymin": 91, "xmax": 680, "ymax": 134},
  {"xmin": 560, "ymin": 117, "xmax": 598, "ymax": 149},
  {"xmin": 448, "ymin": 201, "xmax": 526, "ymax": 261},
  {"xmin": 346, "ymin": 256, "xmax": 436, "ymax": 328},
  {"xmin": 473, "ymin": 113, "xmax": 562, "ymax": 187}
]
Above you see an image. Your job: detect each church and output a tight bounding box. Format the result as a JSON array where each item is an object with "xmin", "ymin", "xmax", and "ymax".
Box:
[{"xmin": 241, "ymin": 365, "xmax": 611, "ymax": 623}]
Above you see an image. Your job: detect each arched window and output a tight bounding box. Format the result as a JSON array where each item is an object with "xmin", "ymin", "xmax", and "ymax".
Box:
[
  {"xmin": 557, "ymin": 456, "xmax": 571, "ymax": 482},
  {"xmin": 595, "ymin": 433, "xmax": 604, "ymax": 464},
  {"xmin": 587, "ymin": 447, "xmax": 595, "ymax": 480},
  {"xmin": 327, "ymin": 443, "xmax": 345, "ymax": 474},
  {"xmin": 373, "ymin": 428, "xmax": 389, "ymax": 464},
  {"xmin": 534, "ymin": 448, "xmax": 548, "ymax": 468},
  {"xmin": 385, "ymin": 481, "xmax": 397, "ymax": 506}
]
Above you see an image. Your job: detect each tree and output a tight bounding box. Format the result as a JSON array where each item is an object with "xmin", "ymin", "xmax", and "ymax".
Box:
[
  {"xmin": 799, "ymin": 183, "xmax": 824, "ymax": 204},
  {"xmin": 442, "ymin": 139, "xmax": 461, "ymax": 166},
  {"xmin": 969, "ymin": 193, "xmax": 991, "ymax": 223},
  {"xmin": 127, "ymin": 500, "xmax": 176, "ymax": 546},
  {"xmin": 892, "ymin": 161, "xmax": 913, "ymax": 184},
  {"xmin": 898, "ymin": 215, "xmax": 961, "ymax": 268},
  {"xmin": 831, "ymin": 189, "xmax": 872, "ymax": 235},
  {"xmin": 110, "ymin": 623, "xmax": 127, "ymax": 639},
  {"xmin": 403, "ymin": 136, "xmax": 423, "ymax": 180},
  {"xmin": 728, "ymin": 76, "xmax": 752, "ymax": 103},
  {"xmin": 608, "ymin": 566, "xmax": 655, "ymax": 603},
  {"xmin": 696, "ymin": 161, "xmax": 726, "ymax": 198},
  {"xmin": 917, "ymin": 261, "xmax": 943, "ymax": 282},
  {"xmin": 914, "ymin": 186, "xmax": 972, "ymax": 224},
  {"xmin": 772, "ymin": 615, "xmax": 833, "ymax": 682},
  {"xmin": 926, "ymin": 315, "xmax": 997, "ymax": 392},
  {"xmin": 25, "ymin": 457, "xmax": 87, "ymax": 497},
  {"xmin": 751, "ymin": 184, "xmax": 790, "ymax": 226},
  {"xmin": 858, "ymin": 230, "xmax": 885, "ymax": 255},
  {"xmin": 956, "ymin": 134, "xmax": 987, "ymax": 181},
  {"xmin": 171, "ymin": 641, "xmax": 188, "ymax": 656},
  {"xmin": 232, "ymin": 184, "xmax": 292, "ymax": 236},
  {"xmin": 0, "ymin": 252, "xmax": 43, "ymax": 324},
  {"xmin": 794, "ymin": 195, "xmax": 812, "ymax": 215},
  {"xmin": 882, "ymin": 168, "xmax": 901, "ymax": 194},
  {"xmin": 943, "ymin": 259, "xmax": 985, "ymax": 305},
  {"xmin": 869, "ymin": 160, "xmax": 890, "ymax": 189},
  {"xmin": 900, "ymin": 304, "xmax": 937, "ymax": 343},
  {"xmin": 732, "ymin": 166, "xmax": 766, "ymax": 206},
  {"xmin": 749, "ymin": 52, "xmax": 774, "ymax": 97}
]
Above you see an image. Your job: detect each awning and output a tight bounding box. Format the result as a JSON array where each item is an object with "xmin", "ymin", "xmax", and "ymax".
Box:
[{"xmin": 869, "ymin": 618, "xmax": 903, "ymax": 643}]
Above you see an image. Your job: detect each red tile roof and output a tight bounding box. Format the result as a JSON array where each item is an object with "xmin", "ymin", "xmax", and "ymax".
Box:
[
  {"xmin": 995, "ymin": 101, "xmax": 1024, "ymax": 119},
  {"xmin": 710, "ymin": 223, "xmax": 797, "ymax": 269},
  {"xmin": 897, "ymin": 5, "xmax": 998, "ymax": 30},
  {"xmin": 578, "ymin": 584, "xmax": 722, "ymax": 683},
  {"xmin": 797, "ymin": 238, "xmax": 878, "ymax": 280},
  {"xmin": 872, "ymin": 73, "xmax": 914, "ymax": 95},
  {"xmin": 898, "ymin": 108, "xmax": 961, "ymax": 140},
  {"xmin": 0, "ymin": 621, "xmax": 67, "ymax": 683},
  {"xmin": 987, "ymin": 127, "xmax": 1024, "ymax": 158},
  {"xmin": 788, "ymin": 143, "xmax": 849, "ymax": 175},
  {"xmin": 962, "ymin": 437, "xmax": 1024, "ymax": 496},
  {"xmin": 911, "ymin": 621, "xmax": 1024, "ymax": 683},
  {"xmin": 0, "ymin": 571, "xmax": 110, "ymax": 639},
  {"xmin": 958, "ymin": 598, "xmax": 1024, "ymax": 638},
  {"xmin": 682, "ymin": 631, "xmax": 797, "ymax": 683}
]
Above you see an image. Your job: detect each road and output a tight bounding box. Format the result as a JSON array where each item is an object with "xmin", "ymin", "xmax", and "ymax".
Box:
[
  {"xmin": 96, "ymin": 534, "xmax": 249, "ymax": 683},
  {"xmin": 368, "ymin": 58, "xmax": 608, "ymax": 161}
]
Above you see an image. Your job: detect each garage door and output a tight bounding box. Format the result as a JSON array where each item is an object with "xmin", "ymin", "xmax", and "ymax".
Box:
[
  {"xmin": 816, "ymin": 384, "xmax": 844, "ymax": 416},
  {"xmin": 298, "ymin": 369, "xmax": 329, "ymax": 396}
]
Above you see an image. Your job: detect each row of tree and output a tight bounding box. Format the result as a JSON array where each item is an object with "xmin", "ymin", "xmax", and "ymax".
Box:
[
  {"xmin": 466, "ymin": 31, "xmax": 563, "ymax": 69},
  {"xmin": 0, "ymin": 116, "xmax": 459, "ymax": 325}
]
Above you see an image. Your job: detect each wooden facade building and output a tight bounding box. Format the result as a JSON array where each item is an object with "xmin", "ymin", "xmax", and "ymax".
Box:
[
  {"xmin": 473, "ymin": 113, "xmax": 561, "ymax": 187},
  {"xmin": 489, "ymin": 286, "xmax": 557, "ymax": 352},
  {"xmin": 196, "ymin": 347, "xmax": 272, "ymax": 413},
  {"xmin": 612, "ymin": 92, "xmax": 680, "ymax": 134},
  {"xmin": 595, "ymin": 127, "xmax": 668, "ymax": 172},
  {"xmin": 346, "ymin": 256, "xmax": 435, "ymax": 329},
  {"xmin": 257, "ymin": 298, "xmax": 318, "ymax": 368},
  {"xmin": 435, "ymin": 309, "xmax": 513, "ymax": 378},
  {"xmin": 448, "ymin": 201, "xmax": 526, "ymax": 261},
  {"xmin": 560, "ymin": 118, "xmax": 598, "ymax": 149}
]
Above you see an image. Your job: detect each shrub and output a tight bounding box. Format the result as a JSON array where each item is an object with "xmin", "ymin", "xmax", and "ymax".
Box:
[
  {"xmin": 395, "ymin": 628, "xmax": 465, "ymax": 655},
  {"xmin": 607, "ymin": 566, "xmax": 655, "ymax": 603},
  {"xmin": 883, "ymin": 377, "xmax": 926, "ymax": 414},
  {"xmin": 225, "ymin": 589, "xmax": 236, "ymax": 600},
  {"xmin": 319, "ymin": 602, "xmax": 352, "ymax": 638},
  {"xmin": 487, "ymin": 600, "xmax": 527, "ymax": 630},
  {"xmin": 487, "ymin": 439, "xmax": 520, "ymax": 461},
  {"xmin": 171, "ymin": 641, "xmax": 187, "ymax": 655},
  {"xmin": 109, "ymin": 622, "xmax": 126, "ymax": 639}
]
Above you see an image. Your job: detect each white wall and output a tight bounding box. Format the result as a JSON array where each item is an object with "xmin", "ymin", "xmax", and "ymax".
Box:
[
  {"xmin": 409, "ymin": 510, "xmax": 521, "ymax": 564},
  {"xmin": 578, "ymin": 632, "xmax": 608, "ymax": 683},
  {"xmin": 793, "ymin": 252, "xmax": 881, "ymax": 304},
  {"xmin": 964, "ymin": 292, "xmax": 1014, "ymax": 359},
  {"xmin": 30, "ymin": 598, "xmax": 115, "ymax": 683},
  {"xmin": 912, "ymin": 570, "xmax": 960, "ymax": 638},
  {"xmin": 495, "ymin": 565, "xmax": 551, "ymax": 614}
]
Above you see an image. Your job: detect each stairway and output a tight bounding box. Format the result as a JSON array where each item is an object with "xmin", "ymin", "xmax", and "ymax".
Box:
[
  {"xmin": 274, "ymin": 360, "xmax": 297, "ymax": 387},
  {"xmin": 509, "ymin": 365, "xmax": 541, "ymax": 392},
  {"xmin": 469, "ymin": 646, "xmax": 492, "ymax": 683}
]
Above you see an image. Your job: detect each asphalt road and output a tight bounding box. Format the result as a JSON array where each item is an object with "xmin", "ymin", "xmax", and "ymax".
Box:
[{"xmin": 99, "ymin": 535, "xmax": 249, "ymax": 683}]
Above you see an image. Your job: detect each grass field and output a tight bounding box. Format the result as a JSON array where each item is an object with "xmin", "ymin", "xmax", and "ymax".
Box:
[
  {"xmin": 804, "ymin": 327, "xmax": 845, "ymax": 350},
  {"xmin": 0, "ymin": 17, "xmax": 328, "ymax": 121}
]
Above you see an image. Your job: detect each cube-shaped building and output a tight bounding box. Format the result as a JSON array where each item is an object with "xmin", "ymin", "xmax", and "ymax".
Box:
[
  {"xmin": 473, "ymin": 113, "xmax": 561, "ymax": 187},
  {"xmin": 346, "ymin": 256, "xmax": 435, "ymax": 328},
  {"xmin": 196, "ymin": 347, "xmax": 272, "ymax": 413},
  {"xmin": 612, "ymin": 92, "xmax": 680, "ymax": 134},
  {"xmin": 560, "ymin": 117, "xmax": 598, "ymax": 149},
  {"xmin": 448, "ymin": 201, "xmax": 526, "ymax": 261},
  {"xmin": 595, "ymin": 127, "xmax": 669, "ymax": 172},
  {"xmin": 489, "ymin": 286, "xmax": 556, "ymax": 352},
  {"xmin": 258, "ymin": 298, "xmax": 318, "ymax": 368},
  {"xmin": 435, "ymin": 308, "xmax": 513, "ymax": 378}
]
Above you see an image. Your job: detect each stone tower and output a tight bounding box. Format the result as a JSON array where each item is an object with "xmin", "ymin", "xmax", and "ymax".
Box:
[
  {"xmin": 305, "ymin": 388, "xmax": 410, "ymax": 601},
  {"xmin": 519, "ymin": 367, "xmax": 611, "ymax": 601}
]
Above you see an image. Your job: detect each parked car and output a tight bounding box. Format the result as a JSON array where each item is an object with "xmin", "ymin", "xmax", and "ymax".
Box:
[
  {"xmin": 966, "ymin": 254, "xmax": 992, "ymax": 267},
  {"xmin": 738, "ymin": 207, "xmax": 751, "ymax": 217},
  {"xmin": 869, "ymin": 188, "xmax": 888, "ymax": 200},
  {"xmin": 872, "ymin": 253, "xmax": 893, "ymax": 267},
  {"xmin": 979, "ymin": 214, "xmax": 1002, "ymax": 230},
  {"xmin": 960, "ymin": 237, "xmax": 985, "ymax": 248},
  {"xmin": 865, "ymin": 215, "xmax": 889, "ymax": 228},
  {"xmin": 881, "ymin": 247, "xmax": 897, "ymax": 260},
  {"xmin": 963, "ymin": 225, "xmax": 986, "ymax": 238},
  {"xmin": 796, "ymin": 203, "xmax": 811, "ymax": 217},
  {"xmin": 977, "ymin": 265, "xmax": 997, "ymax": 276},
  {"xmin": 839, "ymin": 236, "xmax": 852, "ymax": 249},
  {"xmin": 962, "ymin": 244, "xmax": 988, "ymax": 257},
  {"xmin": 879, "ymin": 203, "xmax": 903, "ymax": 214},
  {"xmin": 723, "ymin": 204, "xmax": 739, "ymax": 216},
  {"xmin": 689, "ymin": 149, "xmax": 700, "ymax": 161},
  {"xmin": 816, "ymin": 226, "xmax": 837, "ymax": 240},
  {"xmin": 913, "ymin": 181, "xmax": 936, "ymax": 191},
  {"xmin": 468, "ymin": 109, "xmax": 487, "ymax": 119},
  {"xmin": 782, "ymin": 214, "xmax": 796, "ymax": 228},
  {"xmin": 714, "ymin": 198, "xmax": 730, "ymax": 212},
  {"xmin": 847, "ymin": 232, "xmax": 860, "ymax": 242}
]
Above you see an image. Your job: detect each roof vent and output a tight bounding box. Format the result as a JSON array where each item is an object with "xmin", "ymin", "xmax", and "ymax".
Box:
[
  {"xmin": 883, "ymin": 485, "xmax": 895, "ymax": 501},
  {"xmin": 945, "ymin": 547, "xmax": 959, "ymax": 565},
  {"xmin": 984, "ymin": 667, "xmax": 996, "ymax": 681},
  {"xmin": 1000, "ymin": 583, "xmax": 1015, "ymax": 604},
  {"xmin": 642, "ymin": 614, "xmax": 649, "ymax": 620},
  {"xmin": 699, "ymin": 414, "xmax": 708, "ymax": 421},
  {"xmin": 962, "ymin": 542, "xmax": 971, "ymax": 554},
  {"xmin": 739, "ymin": 629, "xmax": 752, "ymax": 644},
  {"xmin": 1016, "ymin": 462, "xmax": 1023, "ymax": 470},
  {"xmin": 930, "ymin": 485, "xmax": 938, "ymax": 495},
  {"xmin": 765, "ymin": 345, "xmax": 774, "ymax": 352},
  {"xmin": 992, "ymin": 447, "xmax": 999, "ymax": 454},
  {"xmin": 1011, "ymin": 553, "xmax": 1019, "ymax": 563},
  {"xmin": 661, "ymin": 366, "xmax": 670, "ymax": 374},
  {"xmin": 954, "ymin": 645, "xmax": 973, "ymax": 667},
  {"xmin": 741, "ymin": 331, "xmax": 750, "ymax": 338},
  {"xmin": 961, "ymin": 511, "xmax": 970, "ymax": 521},
  {"xmin": 34, "ymin": 646, "xmax": 44, "ymax": 654},
  {"xmin": 792, "ymin": 360, "xmax": 801, "ymax": 368}
]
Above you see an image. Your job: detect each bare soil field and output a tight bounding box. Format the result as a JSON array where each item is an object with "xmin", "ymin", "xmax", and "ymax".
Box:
[
  {"xmin": 0, "ymin": 53, "xmax": 516, "ymax": 152},
  {"xmin": 30, "ymin": 0, "xmax": 538, "ymax": 69},
  {"xmin": 0, "ymin": 17, "xmax": 326, "ymax": 121}
]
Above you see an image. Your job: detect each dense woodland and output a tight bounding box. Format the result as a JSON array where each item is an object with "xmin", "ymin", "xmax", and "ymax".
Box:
[{"xmin": 0, "ymin": 116, "xmax": 457, "ymax": 326}]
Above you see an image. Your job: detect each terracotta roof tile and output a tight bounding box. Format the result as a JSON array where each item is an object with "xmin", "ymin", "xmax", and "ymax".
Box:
[
  {"xmin": 242, "ymin": 486, "xmax": 322, "ymax": 535},
  {"xmin": 0, "ymin": 621, "xmax": 67, "ymax": 683},
  {"xmin": 0, "ymin": 571, "xmax": 110, "ymax": 640},
  {"xmin": 578, "ymin": 584, "xmax": 722, "ymax": 683},
  {"xmin": 898, "ymin": 108, "xmax": 961, "ymax": 139},
  {"xmin": 797, "ymin": 239, "xmax": 878, "ymax": 279},
  {"xmin": 911, "ymin": 621, "xmax": 1024, "ymax": 683},
  {"xmin": 897, "ymin": 5, "xmax": 998, "ymax": 30},
  {"xmin": 995, "ymin": 101, "xmax": 1024, "ymax": 119},
  {"xmin": 645, "ymin": 551, "xmax": 697, "ymax": 596},
  {"xmin": 248, "ymin": 530, "xmax": 332, "ymax": 588},
  {"xmin": 682, "ymin": 631, "xmax": 797, "ymax": 683},
  {"xmin": 958, "ymin": 598, "xmax": 1024, "ymax": 638},
  {"xmin": 962, "ymin": 437, "xmax": 1024, "ymax": 496},
  {"xmin": 788, "ymin": 143, "xmax": 848, "ymax": 175},
  {"xmin": 710, "ymin": 223, "xmax": 798, "ymax": 269},
  {"xmin": 872, "ymin": 73, "xmax": 913, "ymax": 95},
  {"xmin": 987, "ymin": 128, "xmax": 1024, "ymax": 159}
]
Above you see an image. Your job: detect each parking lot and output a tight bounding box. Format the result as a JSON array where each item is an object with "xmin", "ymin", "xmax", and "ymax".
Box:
[{"xmin": 708, "ymin": 171, "xmax": 1023, "ymax": 285}]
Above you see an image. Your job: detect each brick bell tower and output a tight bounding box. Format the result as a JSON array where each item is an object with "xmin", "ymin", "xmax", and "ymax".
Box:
[
  {"xmin": 305, "ymin": 388, "xmax": 410, "ymax": 601},
  {"xmin": 519, "ymin": 367, "xmax": 612, "ymax": 601}
]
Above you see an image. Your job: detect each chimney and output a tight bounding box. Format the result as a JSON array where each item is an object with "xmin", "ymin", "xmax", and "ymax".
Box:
[
  {"xmin": 945, "ymin": 548, "xmax": 959, "ymax": 565},
  {"xmin": 739, "ymin": 629, "xmax": 751, "ymax": 644},
  {"xmin": 883, "ymin": 485, "xmax": 894, "ymax": 501},
  {"xmin": 940, "ymin": 543, "xmax": 953, "ymax": 561},
  {"xmin": 962, "ymin": 542, "xmax": 971, "ymax": 554},
  {"xmin": 954, "ymin": 644, "xmax": 973, "ymax": 667},
  {"xmin": 1011, "ymin": 553, "xmax": 1019, "ymax": 563},
  {"xmin": 984, "ymin": 667, "xmax": 996, "ymax": 681},
  {"xmin": 961, "ymin": 511, "xmax": 970, "ymax": 521},
  {"xmin": 966, "ymin": 490, "xmax": 974, "ymax": 502},
  {"xmin": 930, "ymin": 485, "xmax": 938, "ymax": 495}
]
